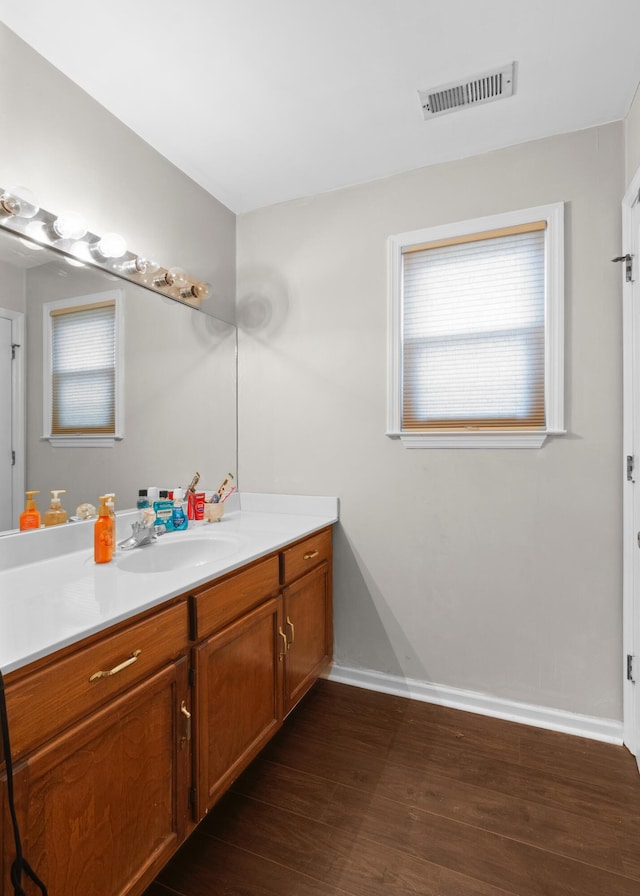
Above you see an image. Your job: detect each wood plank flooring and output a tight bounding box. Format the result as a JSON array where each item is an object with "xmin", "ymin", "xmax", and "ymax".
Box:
[{"xmin": 145, "ymin": 679, "xmax": 640, "ymax": 896}]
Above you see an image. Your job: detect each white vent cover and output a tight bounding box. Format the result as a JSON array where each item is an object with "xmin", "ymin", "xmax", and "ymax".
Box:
[{"xmin": 418, "ymin": 62, "xmax": 515, "ymax": 119}]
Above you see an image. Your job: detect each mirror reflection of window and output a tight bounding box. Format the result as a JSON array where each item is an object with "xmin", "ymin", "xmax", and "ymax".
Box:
[{"xmin": 43, "ymin": 290, "xmax": 123, "ymax": 446}]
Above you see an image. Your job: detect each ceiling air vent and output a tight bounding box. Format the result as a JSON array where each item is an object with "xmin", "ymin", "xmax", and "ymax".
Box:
[{"xmin": 418, "ymin": 62, "xmax": 515, "ymax": 119}]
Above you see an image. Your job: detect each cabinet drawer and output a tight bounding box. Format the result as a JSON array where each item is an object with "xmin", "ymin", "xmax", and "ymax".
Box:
[
  {"xmin": 281, "ymin": 528, "xmax": 332, "ymax": 585},
  {"xmin": 191, "ymin": 555, "xmax": 280, "ymax": 641},
  {"xmin": 5, "ymin": 601, "xmax": 188, "ymax": 758}
]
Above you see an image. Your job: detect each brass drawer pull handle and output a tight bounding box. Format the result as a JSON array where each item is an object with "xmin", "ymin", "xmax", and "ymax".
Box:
[
  {"xmin": 286, "ymin": 616, "xmax": 295, "ymax": 646},
  {"xmin": 89, "ymin": 649, "xmax": 141, "ymax": 682},
  {"xmin": 278, "ymin": 626, "xmax": 288, "ymax": 660},
  {"xmin": 303, "ymin": 550, "xmax": 319, "ymax": 560},
  {"xmin": 180, "ymin": 700, "xmax": 192, "ymax": 742}
]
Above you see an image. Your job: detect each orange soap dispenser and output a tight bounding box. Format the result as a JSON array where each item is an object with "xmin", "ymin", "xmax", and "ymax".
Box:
[
  {"xmin": 94, "ymin": 495, "xmax": 114, "ymax": 564},
  {"xmin": 19, "ymin": 490, "xmax": 41, "ymax": 531}
]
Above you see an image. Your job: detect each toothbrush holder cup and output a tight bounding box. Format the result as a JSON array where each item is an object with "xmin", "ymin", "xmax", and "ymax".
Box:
[{"xmin": 204, "ymin": 503, "xmax": 225, "ymax": 523}]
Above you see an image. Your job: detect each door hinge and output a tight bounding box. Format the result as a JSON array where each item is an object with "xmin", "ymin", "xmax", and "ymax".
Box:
[
  {"xmin": 188, "ymin": 786, "xmax": 196, "ymax": 809},
  {"xmin": 612, "ymin": 254, "xmax": 633, "ymax": 283},
  {"xmin": 188, "ymin": 666, "xmax": 196, "ymax": 687},
  {"xmin": 627, "ymin": 455, "xmax": 635, "ymax": 482},
  {"xmin": 11, "ymin": 450, "xmax": 15, "ymax": 467},
  {"xmin": 627, "ymin": 654, "xmax": 636, "ymax": 683},
  {"xmin": 11, "ymin": 342, "xmax": 19, "ymax": 360}
]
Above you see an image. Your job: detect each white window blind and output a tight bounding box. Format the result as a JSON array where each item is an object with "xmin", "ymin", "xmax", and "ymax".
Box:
[
  {"xmin": 50, "ymin": 301, "xmax": 116, "ymax": 435},
  {"xmin": 401, "ymin": 223, "xmax": 546, "ymax": 432}
]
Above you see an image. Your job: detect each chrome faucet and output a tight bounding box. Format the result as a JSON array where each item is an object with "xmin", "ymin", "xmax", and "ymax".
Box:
[{"xmin": 118, "ymin": 520, "xmax": 165, "ymax": 551}]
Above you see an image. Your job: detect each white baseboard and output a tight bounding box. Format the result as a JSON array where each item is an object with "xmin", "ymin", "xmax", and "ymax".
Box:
[{"xmin": 324, "ymin": 663, "xmax": 623, "ymax": 745}]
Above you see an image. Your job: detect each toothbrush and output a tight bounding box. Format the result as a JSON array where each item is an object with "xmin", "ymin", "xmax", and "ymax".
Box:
[
  {"xmin": 220, "ymin": 486, "xmax": 236, "ymax": 504},
  {"xmin": 215, "ymin": 473, "xmax": 234, "ymax": 499}
]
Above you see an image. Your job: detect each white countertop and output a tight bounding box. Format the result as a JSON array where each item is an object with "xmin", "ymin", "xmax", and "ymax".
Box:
[{"xmin": 0, "ymin": 493, "xmax": 338, "ymax": 675}]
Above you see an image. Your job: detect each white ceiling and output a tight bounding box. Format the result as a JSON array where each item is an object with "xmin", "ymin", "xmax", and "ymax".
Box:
[{"xmin": 2, "ymin": 0, "xmax": 640, "ymax": 214}]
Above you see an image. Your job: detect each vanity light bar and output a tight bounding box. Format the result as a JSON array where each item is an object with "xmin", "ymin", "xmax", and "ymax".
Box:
[{"xmin": 0, "ymin": 186, "xmax": 210, "ymax": 307}]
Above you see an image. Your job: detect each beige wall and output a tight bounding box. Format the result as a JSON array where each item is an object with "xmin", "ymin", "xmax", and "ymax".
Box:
[
  {"xmin": 237, "ymin": 124, "xmax": 624, "ymax": 720},
  {"xmin": 0, "ymin": 259, "xmax": 25, "ymax": 314},
  {"xmin": 625, "ymin": 82, "xmax": 640, "ymax": 185}
]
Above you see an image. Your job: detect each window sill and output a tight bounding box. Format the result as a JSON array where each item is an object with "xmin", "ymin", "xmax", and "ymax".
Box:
[
  {"xmin": 387, "ymin": 431, "xmax": 566, "ymax": 449},
  {"xmin": 43, "ymin": 436, "xmax": 122, "ymax": 448}
]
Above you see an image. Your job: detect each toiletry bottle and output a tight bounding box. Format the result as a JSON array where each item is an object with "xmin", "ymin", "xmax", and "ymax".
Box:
[
  {"xmin": 19, "ymin": 490, "xmax": 41, "ymax": 531},
  {"xmin": 137, "ymin": 489, "xmax": 150, "ymax": 521},
  {"xmin": 188, "ymin": 491, "xmax": 206, "ymax": 520},
  {"xmin": 153, "ymin": 490, "xmax": 174, "ymax": 531},
  {"xmin": 44, "ymin": 489, "xmax": 68, "ymax": 527},
  {"xmin": 172, "ymin": 498, "xmax": 188, "ymax": 530},
  {"xmin": 94, "ymin": 495, "xmax": 114, "ymax": 564}
]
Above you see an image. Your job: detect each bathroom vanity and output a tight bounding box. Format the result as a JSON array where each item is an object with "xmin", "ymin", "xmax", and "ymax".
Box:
[{"xmin": 0, "ymin": 494, "xmax": 337, "ymax": 896}]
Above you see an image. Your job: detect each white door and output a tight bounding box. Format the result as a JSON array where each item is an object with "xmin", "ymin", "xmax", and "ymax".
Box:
[
  {"xmin": 622, "ymin": 172, "xmax": 640, "ymax": 769},
  {"xmin": 0, "ymin": 308, "xmax": 25, "ymax": 532}
]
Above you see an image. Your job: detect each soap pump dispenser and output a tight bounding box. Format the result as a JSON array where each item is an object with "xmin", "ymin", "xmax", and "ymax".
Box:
[
  {"xmin": 94, "ymin": 495, "xmax": 114, "ymax": 564},
  {"xmin": 44, "ymin": 489, "xmax": 68, "ymax": 527},
  {"xmin": 19, "ymin": 490, "xmax": 41, "ymax": 531}
]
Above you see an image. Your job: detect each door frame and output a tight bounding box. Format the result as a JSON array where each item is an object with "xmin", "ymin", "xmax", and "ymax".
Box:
[
  {"xmin": 0, "ymin": 307, "xmax": 25, "ymax": 530},
  {"xmin": 622, "ymin": 165, "xmax": 640, "ymax": 761}
]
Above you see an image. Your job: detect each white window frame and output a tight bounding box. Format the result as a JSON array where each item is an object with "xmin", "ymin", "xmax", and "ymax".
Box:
[
  {"xmin": 42, "ymin": 289, "xmax": 124, "ymax": 448},
  {"xmin": 387, "ymin": 202, "xmax": 565, "ymax": 448}
]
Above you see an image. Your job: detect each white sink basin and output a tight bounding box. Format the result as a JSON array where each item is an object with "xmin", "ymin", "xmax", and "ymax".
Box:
[{"xmin": 116, "ymin": 534, "xmax": 241, "ymax": 574}]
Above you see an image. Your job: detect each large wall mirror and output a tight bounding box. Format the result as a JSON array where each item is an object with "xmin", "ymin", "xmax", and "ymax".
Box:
[{"xmin": 0, "ymin": 225, "xmax": 237, "ymax": 534}]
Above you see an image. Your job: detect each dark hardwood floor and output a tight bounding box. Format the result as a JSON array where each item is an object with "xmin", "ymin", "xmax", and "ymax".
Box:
[{"xmin": 145, "ymin": 679, "xmax": 640, "ymax": 896}]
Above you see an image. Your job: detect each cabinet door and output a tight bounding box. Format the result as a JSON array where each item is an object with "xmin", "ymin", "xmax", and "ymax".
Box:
[
  {"xmin": 193, "ymin": 596, "xmax": 282, "ymax": 819},
  {"xmin": 282, "ymin": 560, "xmax": 332, "ymax": 715},
  {"xmin": 0, "ymin": 658, "xmax": 190, "ymax": 896}
]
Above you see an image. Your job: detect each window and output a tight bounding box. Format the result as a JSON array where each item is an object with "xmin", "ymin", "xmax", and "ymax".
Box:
[
  {"xmin": 43, "ymin": 290, "xmax": 124, "ymax": 446},
  {"xmin": 387, "ymin": 203, "xmax": 564, "ymax": 448}
]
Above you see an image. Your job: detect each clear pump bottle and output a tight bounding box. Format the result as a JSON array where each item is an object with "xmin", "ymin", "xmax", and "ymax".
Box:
[{"xmin": 44, "ymin": 489, "xmax": 68, "ymax": 527}]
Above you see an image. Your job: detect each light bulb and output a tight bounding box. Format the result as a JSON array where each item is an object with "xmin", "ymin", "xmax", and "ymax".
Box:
[
  {"xmin": 24, "ymin": 220, "xmax": 50, "ymax": 245},
  {"xmin": 166, "ymin": 266, "xmax": 188, "ymax": 288},
  {"xmin": 95, "ymin": 232, "xmax": 127, "ymax": 259},
  {"xmin": 0, "ymin": 185, "xmax": 39, "ymax": 219},
  {"xmin": 53, "ymin": 211, "xmax": 87, "ymax": 240},
  {"xmin": 69, "ymin": 240, "xmax": 93, "ymax": 263},
  {"xmin": 121, "ymin": 256, "xmax": 160, "ymax": 275},
  {"xmin": 180, "ymin": 282, "xmax": 210, "ymax": 301},
  {"xmin": 154, "ymin": 266, "xmax": 188, "ymax": 289},
  {"xmin": 153, "ymin": 269, "xmax": 169, "ymax": 287}
]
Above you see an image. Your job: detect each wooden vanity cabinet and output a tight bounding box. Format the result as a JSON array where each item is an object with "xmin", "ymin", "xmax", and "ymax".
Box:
[
  {"xmin": 0, "ymin": 601, "xmax": 190, "ymax": 896},
  {"xmin": 189, "ymin": 527, "xmax": 333, "ymax": 818},
  {"xmin": 189, "ymin": 555, "xmax": 282, "ymax": 819},
  {"xmin": 0, "ymin": 525, "xmax": 334, "ymax": 895},
  {"xmin": 192, "ymin": 595, "xmax": 283, "ymax": 818},
  {"xmin": 281, "ymin": 529, "xmax": 333, "ymax": 715}
]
